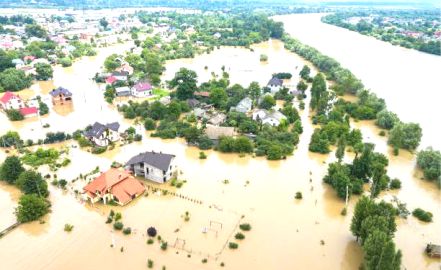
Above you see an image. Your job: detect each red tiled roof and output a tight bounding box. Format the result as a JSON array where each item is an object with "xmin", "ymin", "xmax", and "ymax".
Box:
[
  {"xmin": 106, "ymin": 76, "xmax": 117, "ymax": 84},
  {"xmin": 134, "ymin": 82, "xmax": 152, "ymax": 92},
  {"xmin": 194, "ymin": 91, "xmax": 210, "ymax": 97},
  {"xmin": 19, "ymin": 107, "xmax": 38, "ymax": 116},
  {"xmin": 83, "ymin": 168, "xmax": 145, "ymax": 205},
  {"xmin": 1, "ymin": 91, "xmax": 20, "ymax": 104}
]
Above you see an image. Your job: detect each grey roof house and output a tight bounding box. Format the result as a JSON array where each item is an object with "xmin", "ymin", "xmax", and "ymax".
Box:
[
  {"xmin": 231, "ymin": 97, "xmax": 252, "ymax": 113},
  {"xmin": 125, "ymin": 151, "xmax": 177, "ymax": 183},
  {"xmin": 85, "ymin": 122, "xmax": 121, "ymax": 147}
]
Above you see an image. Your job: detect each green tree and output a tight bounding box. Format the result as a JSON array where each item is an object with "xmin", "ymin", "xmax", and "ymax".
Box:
[
  {"xmin": 416, "ymin": 147, "xmax": 441, "ymax": 181},
  {"xmin": 259, "ymin": 95, "xmax": 275, "ymax": 110},
  {"xmin": 0, "ymin": 131, "xmax": 22, "ymax": 147},
  {"xmin": 310, "ymin": 73, "xmax": 328, "ymax": 114},
  {"xmin": 376, "ymin": 110, "xmax": 400, "ymax": 130},
  {"xmin": 38, "ymin": 101, "xmax": 49, "ymax": 115},
  {"xmin": 168, "ymin": 68, "xmax": 198, "ymax": 100},
  {"xmin": 144, "ymin": 118, "xmax": 156, "ymax": 130},
  {"xmin": 25, "ymin": 24, "xmax": 47, "ymax": 38},
  {"xmin": 363, "ymin": 230, "xmax": 401, "ymax": 270},
  {"xmin": 104, "ymin": 54, "xmax": 121, "ymax": 71},
  {"xmin": 16, "ymin": 194, "xmax": 50, "ymax": 223},
  {"xmin": 210, "ymin": 87, "xmax": 228, "ymax": 109},
  {"xmin": 35, "ymin": 63, "xmax": 53, "ymax": 81},
  {"xmin": 296, "ymin": 80, "xmax": 308, "ymax": 91},
  {"xmin": 0, "ymin": 156, "xmax": 25, "ymax": 184},
  {"xmin": 99, "ymin": 18, "xmax": 109, "ymax": 29},
  {"xmin": 0, "ymin": 68, "xmax": 33, "ymax": 91},
  {"xmin": 309, "ymin": 129, "xmax": 330, "ymax": 154},
  {"xmin": 388, "ymin": 122, "xmax": 422, "ymax": 150},
  {"xmin": 299, "ymin": 65, "xmax": 311, "ymax": 80},
  {"xmin": 16, "ymin": 170, "xmax": 49, "ymax": 197},
  {"xmin": 248, "ymin": 81, "xmax": 261, "ymax": 104},
  {"xmin": 336, "ymin": 136, "xmax": 346, "ymax": 162}
]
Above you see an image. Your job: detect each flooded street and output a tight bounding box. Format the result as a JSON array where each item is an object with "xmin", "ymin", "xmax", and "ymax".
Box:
[
  {"xmin": 0, "ymin": 19, "xmax": 440, "ymax": 270},
  {"xmin": 274, "ymin": 13, "xmax": 441, "ymax": 150}
]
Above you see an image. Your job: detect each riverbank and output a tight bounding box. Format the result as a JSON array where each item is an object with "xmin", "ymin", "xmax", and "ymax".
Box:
[{"xmin": 274, "ymin": 13, "xmax": 441, "ymax": 150}]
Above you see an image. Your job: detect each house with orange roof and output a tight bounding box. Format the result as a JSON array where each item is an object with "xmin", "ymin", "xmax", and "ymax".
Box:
[{"xmin": 83, "ymin": 168, "xmax": 146, "ymax": 205}]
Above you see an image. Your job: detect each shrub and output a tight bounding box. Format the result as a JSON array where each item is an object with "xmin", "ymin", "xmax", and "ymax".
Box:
[
  {"xmin": 64, "ymin": 223, "xmax": 74, "ymax": 232},
  {"xmin": 147, "ymin": 227, "xmax": 157, "ymax": 237},
  {"xmin": 105, "ymin": 217, "xmax": 112, "ymax": 224},
  {"xmin": 379, "ymin": 130, "xmax": 386, "ymax": 136},
  {"xmin": 235, "ymin": 232, "xmax": 245, "ymax": 240},
  {"xmin": 114, "ymin": 212, "xmax": 122, "ymax": 221},
  {"xmin": 123, "ymin": 227, "xmax": 132, "ymax": 235},
  {"xmin": 228, "ymin": 242, "xmax": 239, "ymax": 249},
  {"xmin": 147, "ymin": 259, "xmax": 154, "ymax": 268},
  {"xmin": 113, "ymin": 222, "xmax": 124, "ymax": 230},
  {"xmin": 239, "ymin": 223, "xmax": 251, "ymax": 231},
  {"xmin": 389, "ymin": 178, "xmax": 401, "ymax": 189},
  {"xmin": 295, "ymin": 192, "xmax": 303, "ymax": 199},
  {"xmin": 6, "ymin": 109, "xmax": 24, "ymax": 121},
  {"xmin": 91, "ymin": 146, "xmax": 107, "ymax": 154},
  {"xmin": 160, "ymin": 241, "xmax": 168, "ymax": 250},
  {"xmin": 412, "ymin": 208, "xmax": 433, "ymax": 222},
  {"xmin": 199, "ymin": 151, "xmax": 207, "ymax": 159},
  {"xmin": 202, "ymin": 258, "xmax": 207, "ymax": 263},
  {"xmin": 147, "ymin": 239, "xmax": 154, "ymax": 244},
  {"xmin": 260, "ymin": 54, "xmax": 268, "ymax": 61}
]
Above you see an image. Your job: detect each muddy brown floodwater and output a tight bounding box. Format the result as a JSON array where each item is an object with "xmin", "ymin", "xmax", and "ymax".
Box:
[{"xmin": 0, "ymin": 35, "xmax": 440, "ymax": 269}]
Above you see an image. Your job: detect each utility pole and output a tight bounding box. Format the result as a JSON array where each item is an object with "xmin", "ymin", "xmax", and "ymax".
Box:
[{"xmin": 345, "ymin": 185, "xmax": 349, "ymax": 207}]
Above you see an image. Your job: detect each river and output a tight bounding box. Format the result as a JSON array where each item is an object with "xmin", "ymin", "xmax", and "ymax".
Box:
[
  {"xmin": 274, "ymin": 13, "xmax": 441, "ymax": 150},
  {"xmin": 0, "ymin": 15, "xmax": 440, "ymax": 270}
]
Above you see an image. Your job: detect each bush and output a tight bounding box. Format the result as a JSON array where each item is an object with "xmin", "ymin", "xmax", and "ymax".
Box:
[
  {"xmin": 123, "ymin": 227, "xmax": 132, "ymax": 235},
  {"xmin": 91, "ymin": 146, "xmax": 107, "ymax": 154},
  {"xmin": 235, "ymin": 232, "xmax": 245, "ymax": 240},
  {"xmin": 412, "ymin": 208, "xmax": 433, "ymax": 222},
  {"xmin": 147, "ymin": 227, "xmax": 157, "ymax": 237},
  {"xmin": 147, "ymin": 259, "xmax": 154, "ymax": 268},
  {"xmin": 59, "ymin": 57, "xmax": 72, "ymax": 67},
  {"xmin": 199, "ymin": 151, "xmax": 207, "ymax": 159},
  {"xmin": 260, "ymin": 54, "xmax": 268, "ymax": 61},
  {"xmin": 6, "ymin": 109, "xmax": 24, "ymax": 121},
  {"xmin": 64, "ymin": 224, "xmax": 74, "ymax": 232},
  {"xmin": 389, "ymin": 178, "xmax": 401, "ymax": 189},
  {"xmin": 147, "ymin": 239, "xmax": 154, "ymax": 244},
  {"xmin": 113, "ymin": 222, "xmax": 124, "ymax": 230},
  {"xmin": 295, "ymin": 192, "xmax": 303, "ymax": 199},
  {"xmin": 160, "ymin": 241, "xmax": 168, "ymax": 250},
  {"xmin": 114, "ymin": 212, "xmax": 122, "ymax": 221},
  {"xmin": 228, "ymin": 242, "xmax": 239, "ymax": 249},
  {"xmin": 239, "ymin": 223, "xmax": 251, "ymax": 231},
  {"xmin": 144, "ymin": 118, "xmax": 156, "ymax": 130},
  {"xmin": 379, "ymin": 130, "xmax": 386, "ymax": 136}
]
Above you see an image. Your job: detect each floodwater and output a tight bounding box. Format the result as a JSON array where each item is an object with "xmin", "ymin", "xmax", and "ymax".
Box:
[
  {"xmin": 0, "ymin": 28, "xmax": 440, "ymax": 270},
  {"xmin": 274, "ymin": 13, "xmax": 441, "ymax": 150}
]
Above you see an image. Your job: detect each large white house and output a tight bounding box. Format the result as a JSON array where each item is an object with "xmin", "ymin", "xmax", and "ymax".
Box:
[
  {"xmin": 125, "ymin": 151, "xmax": 177, "ymax": 183},
  {"xmin": 131, "ymin": 81, "xmax": 153, "ymax": 98},
  {"xmin": 252, "ymin": 109, "xmax": 287, "ymax": 126},
  {"xmin": 85, "ymin": 122, "xmax": 120, "ymax": 147}
]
